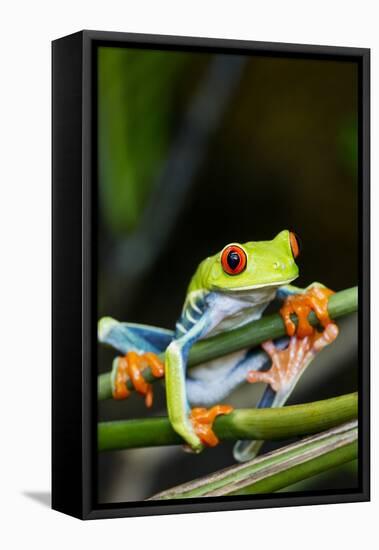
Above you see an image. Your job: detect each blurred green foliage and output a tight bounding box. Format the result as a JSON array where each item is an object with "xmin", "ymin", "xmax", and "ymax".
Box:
[{"xmin": 98, "ymin": 47, "xmax": 190, "ymax": 234}]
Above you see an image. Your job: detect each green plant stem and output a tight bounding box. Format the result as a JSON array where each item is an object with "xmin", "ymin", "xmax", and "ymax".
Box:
[
  {"xmin": 98, "ymin": 392, "xmax": 357, "ymax": 451},
  {"xmin": 98, "ymin": 286, "xmax": 358, "ymax": 400},
  {"xmin": 149, "ymin": 421, "xmax": 358, "ymax": 499},
  {"xmin": 234, "ymin": 441, "xmax": 357, "ymax": 496}
]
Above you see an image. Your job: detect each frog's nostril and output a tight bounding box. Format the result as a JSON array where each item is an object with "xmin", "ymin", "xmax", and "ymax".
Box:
[{"xmin": 273, "ymin": 262, "xmax": 280, "ymax": 270}]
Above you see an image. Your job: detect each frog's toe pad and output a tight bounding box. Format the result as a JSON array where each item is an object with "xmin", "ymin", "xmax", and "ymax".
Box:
[{"xmin": 189, "ymin": 405, "xmax": 233, "ymax": 447}]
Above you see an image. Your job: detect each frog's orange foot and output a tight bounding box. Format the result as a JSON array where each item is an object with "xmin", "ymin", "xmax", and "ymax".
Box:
[
  {"xmin": 113, "ymin": 351, "xmax": 164, "ymax": 407},
  {"xmin": 247, "ymin": 323, "xmax": 339, "ymax": 393},
  {"xmin": 189, "ymin": 405, "xmax": 234, "ymax": 447},
  {"xmin": 280, "ymin": 286, "xmax": 335, "ymax": 338}
]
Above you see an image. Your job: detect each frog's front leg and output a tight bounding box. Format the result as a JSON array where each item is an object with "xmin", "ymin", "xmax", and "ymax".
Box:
[{"xmin": 165, "ymin": 317, "xmax": 233, "ymax": 452}]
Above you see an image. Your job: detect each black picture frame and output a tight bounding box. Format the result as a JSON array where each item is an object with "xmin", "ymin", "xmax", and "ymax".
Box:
[{"xmin": 52, "ymin": 30, "xmax": 370, "ymax": 520}]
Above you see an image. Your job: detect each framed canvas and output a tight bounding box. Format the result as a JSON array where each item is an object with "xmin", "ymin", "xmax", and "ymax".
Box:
[{"xmin": 52, "ymin": 30, "xmax": 370, "ymax": 519}]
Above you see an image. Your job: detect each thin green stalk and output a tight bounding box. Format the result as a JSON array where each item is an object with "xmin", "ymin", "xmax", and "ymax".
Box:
[
  {"xmin": 149, "ymin": 421, "xmax": 358, "ymax": 499},
  {"xmin": 234, "ymin": 441, "xmax": 357, "ymax": 495},
  {"xmin": 98, "ymin": 392, "xmax": 357, "ymax": 451},
  {"xmin": 98, "ymin": 286, "xmax": 358, "ymax": 400}
]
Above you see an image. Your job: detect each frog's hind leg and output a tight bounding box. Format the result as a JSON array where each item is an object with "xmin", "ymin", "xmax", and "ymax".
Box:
[
  {"xmin": 98, "ymin": 317, "xmax": 173, "ymax": 405},
  {"xmin": 186, "ymin": 348, "xmax": 271, "ymax": 407},
  {"xmin": 184, "ymin": 347, "xmax": 286, "ymax": 451},
  {"xmin": 233, "ymin": 323, "xmax": 338, "ymax": 462}
]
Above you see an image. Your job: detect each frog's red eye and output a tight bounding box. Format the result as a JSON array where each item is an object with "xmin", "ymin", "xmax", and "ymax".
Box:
[
  {"xmin": 221, "ymin": 245, "xmax": 247, "ymax": 275},
  {"xmin": 289, "ymin": 232, "xmax": 301, "ymax": 259}
]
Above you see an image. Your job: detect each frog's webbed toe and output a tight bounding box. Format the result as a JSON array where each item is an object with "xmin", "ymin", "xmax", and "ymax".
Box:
[
  {"xmin": 189, "ymin": 405, "xmax": 234, "ymax": 448},
  {"xmin": 279, "ymin": 285, "xmax": 335, "ymax": 338},
  {"xmin": 247, "ymin": 323, "xmax": 339, "ymax": 398},
  {"xmin": 112, "ymin": 351, "xmax": 164, "ymax": 407}
]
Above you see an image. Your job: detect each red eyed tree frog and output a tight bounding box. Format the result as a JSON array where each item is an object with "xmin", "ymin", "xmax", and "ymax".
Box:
[{"xmin": 99, "ymin": 230, "xmax": 338, "ymax": 462}]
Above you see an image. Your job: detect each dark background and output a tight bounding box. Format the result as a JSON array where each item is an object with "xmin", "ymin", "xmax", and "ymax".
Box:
[{"xmin": 97, "ymin": 46, "xmax": 358, "ymax": 502}]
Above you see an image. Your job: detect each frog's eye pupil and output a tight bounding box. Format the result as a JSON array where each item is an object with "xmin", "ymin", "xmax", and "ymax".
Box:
[
  {"xmin": 227, "ymin": 251, "xmax": 240, "ymax": 270},
  {"xmin": 221, "ymin": 245, "xmax": 247, "ymax": 275}
]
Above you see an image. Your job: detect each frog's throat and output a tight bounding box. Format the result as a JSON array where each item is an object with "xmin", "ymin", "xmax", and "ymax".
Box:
[{"xmin": 210, "ymin": 276, "xmax": 297, "ymax": 293}]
